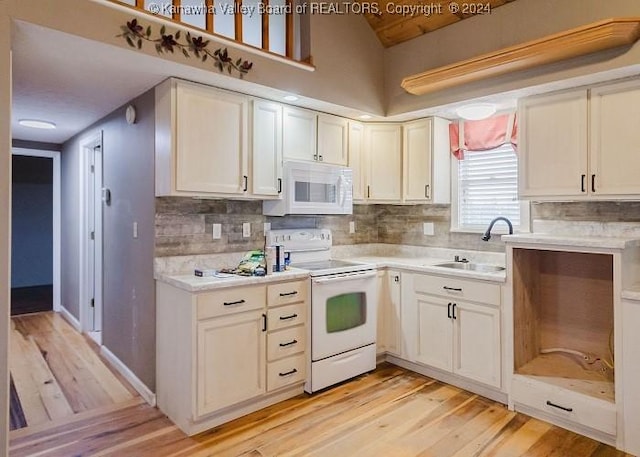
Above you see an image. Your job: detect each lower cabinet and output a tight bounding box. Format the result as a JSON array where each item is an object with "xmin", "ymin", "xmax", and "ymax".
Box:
[
  {"xmin": 376, "ymin": 270, "xmax": 402, "ymax": 357},
  {"xmin": 156, "ymin": 278, "xmax": 308, "ymax": 435}
]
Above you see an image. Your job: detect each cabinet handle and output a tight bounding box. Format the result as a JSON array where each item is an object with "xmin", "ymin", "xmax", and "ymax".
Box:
[
  {"xmin": 223, "ymin": 299, "xmax": 246, "ymax": 306},
  {"xmin": 447, "ymin": 302, "xmax": 452, "ymax": 319},
  {"xmin": 394, "ymin": 275, "xmax": 400, "ymax": 283},
  {"xmin": 546, "ymin": 400, "xmax": 573, "ymax": 412},
  {"xmin": 243, "ymin": 175, "xmax": 248, "ymax": 192},
  {"xmin": 277, "ymin": 178, "xmax": 283, "ymax": 194},
  {"xmin": 367, "ymin": 185, "xmax": 371, "ymax": 199},
  {"xmin": 279, "ymin": 368, "xmax": 298, "ymax": 377},
  {"xmin": 452, "ymin": 303, "xmax": 457, "ymax": 320},
  {"xmin": 591, "ymin": 174, "xmax": 596, "ymax": 193},
  {"xmin": 581, "ymin": 174, "xmax": 586, "ymax": 192},
  {"xmin": 279, "ymin": 313, "xmax": 298, "ymax": 321},
  {"xmin": 279, "ymin": 339, "xmax": 298, "ymax": 347},
  {"xmin": 425, "ymin": 184, "xmax": 430, "ymax": 199},
  {"xmin": 443, "ymin": 286, "xmax": 462, "ymax": 292},
  {"xmin": 262, "ymin": 313, "xmax": 267, "ymax": 332},
  {"xmin": 279, "ymin": 291, "xmax": 298, "ymax": 297}
]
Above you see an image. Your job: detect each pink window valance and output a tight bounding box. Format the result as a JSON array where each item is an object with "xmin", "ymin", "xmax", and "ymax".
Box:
[{"xmin": 449, "ymin": 113, "xmax": 518, "ymax": 160}]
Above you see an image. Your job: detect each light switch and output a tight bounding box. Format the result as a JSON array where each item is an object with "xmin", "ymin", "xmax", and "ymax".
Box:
[
  {"xmin": 423, "ymin": 222, "xmax": 435, "ymax": 236},
  {"xmin": 242, "ymin": 222, "xmax": 251, "ymax": 238},
  {"xmin": 212, "ymin": 223, "xmax": 222, "ymax": 240},
  {"xmin": 133, "ymin": 222, "xmax": 138, "ymax": 239},
  {"xmin": 349, "ymin": 221, "xmax": 356, "ymax": 234}
]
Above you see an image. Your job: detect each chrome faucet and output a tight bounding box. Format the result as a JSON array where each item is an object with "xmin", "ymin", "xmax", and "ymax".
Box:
[{"xmin": 482, "ymin": 217, "xmax": 513, "ymax": 241}]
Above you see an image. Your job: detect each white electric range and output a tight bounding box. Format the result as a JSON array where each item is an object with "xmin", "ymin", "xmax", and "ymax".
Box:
[{"xmin": 266, "ymin": 229, "xmax": 378, "ymax": 393}]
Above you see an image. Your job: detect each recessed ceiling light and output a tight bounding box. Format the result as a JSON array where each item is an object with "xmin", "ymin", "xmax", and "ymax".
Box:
[
  {"xmin": 455, "ymin": 103, "xmax": 496, "ymax": 121},
  {"xmin": 283, "ymin": 95, "xmax": 299, "ymax": 102},
  {"xmin": 359, "ymin": 114, "xmax": 372, "ymax": 120},
  {"xmin": 18, "ymin": 119, "xmax": 57, "ymax": 129}
]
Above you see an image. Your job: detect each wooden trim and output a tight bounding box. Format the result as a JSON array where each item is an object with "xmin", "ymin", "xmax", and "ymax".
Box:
[
  {"xmin": 262, "ymin": 0, "xmax": 270, "ymax": 51},
  {"xmin": 234, "ymin": 0, "xmax": 243, "ymax": 42},
  {"xmin": 285, "ymin": 0, "xmax": 294, "ymax": 58},
  {"xmin": 100, "ymin": 346, "xmax": 157, "ymax": 407},
  {"xmin": 205, "ymin": 0, "xmax": 214, "ymax": 33},
  {"xmin": 172, "ymin": 0, "xmax": 181, "ymax": 21},
  {"xmin": 135, "ymin": 0, "xmax": 144, "ymax": 8},
  {"xmin": 401, "ymin": 17, "xmax": 640, "ymax": 96}
]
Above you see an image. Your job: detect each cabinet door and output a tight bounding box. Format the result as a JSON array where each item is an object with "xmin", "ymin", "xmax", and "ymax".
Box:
[
  {"xmin": 252, "ymin": 100, "xmax": 283, "ymax": 197},
  {"xmin": 317, "ymin": 114, "xmax": 348, "ymax": 165},
  {"xmin": 590, "ymin": 79, "xmax": 640, "ymax": 197},
  {"xmin": 348, "ymin": 121, "xmax": 366, "ymax": 202},
  {"xmin": 519, "ymin": 89, "xmax": 588, "ymax": 198},
  {"xmin": 283, "ymin": 107, "xmax": 317, "ymax": 162},
  {"xmin": 453, "ymin": 301, "xmax": 501, "ymax": 388},
  {"xmin": 365, "ymin": 124, "xmax": 402, "ymax": 201},
  {"xmin": 175, "ymin": 82, "xmax": 248, "ymax": 194},
  {"xmin": 415, "ymin": 294, "xmax": 453, "ymax": 371},
  {"xmin": 196, "ymin": 310, "xmax": 266, "ymax": 417},
  {"xmin": 403, "ymin": 119, "xmax": 432, "ymax": 202},
  {"xmin": 376, "ymin": 270, "xmax": 402, "ymax": 356}
]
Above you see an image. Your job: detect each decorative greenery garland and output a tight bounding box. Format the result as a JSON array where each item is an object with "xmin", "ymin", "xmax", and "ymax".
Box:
[{"xmin": 118, "ymin": 19, "xmax": 253, "ymax": 78}]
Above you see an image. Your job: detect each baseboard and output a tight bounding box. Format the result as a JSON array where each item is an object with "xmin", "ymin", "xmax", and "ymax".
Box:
[
  {"xmin": 100, "ymin": 346, "xmax": 156, "ymax": 407},
  {"xmin": 59, "ymin": 307, "xmax": 81, "ymax": 332}
]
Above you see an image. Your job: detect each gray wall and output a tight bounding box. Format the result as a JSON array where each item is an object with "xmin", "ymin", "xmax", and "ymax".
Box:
[
  {"xmin": 62, "ymin": 89, "xmax": 156, "ymax": 391},
  {"xmin": 11, "ymin": 156, "xmax": 53, "ymax": 288}
]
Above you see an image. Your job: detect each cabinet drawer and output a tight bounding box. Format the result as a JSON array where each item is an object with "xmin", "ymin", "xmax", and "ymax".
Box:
[
  {"xmin": 512, "ymin": 375, "xmax": 616, "ymax": 435},
  {"xmin": 197, "ymin": 286, "xmax": 266, "ymax": 320},
  {"xmin": 267, "ymin": 326, "xmax": 306, "ymax": 361},
  {"xmin": 267, "ymin": 302, "xmax": 306, "ymax": 331},
  {"xmin": 267, "ymin": 354, "xmax": 306, "ymax": 391},
  {"xmin": 414, "ymin": 274, "xmax": 500, "ymax": 305},
  {"xmin": 267, "ymin": 280, "xmax": 307, "ymax": 307}
]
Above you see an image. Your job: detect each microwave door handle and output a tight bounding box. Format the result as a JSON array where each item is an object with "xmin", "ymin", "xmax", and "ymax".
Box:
[
  {"xmin": 338, "ymin": 175, "xmax": 347, "ymax": 207},
  {"xmin": 313, "ymin": 271, "xmax": 377, "ymax": 284}
]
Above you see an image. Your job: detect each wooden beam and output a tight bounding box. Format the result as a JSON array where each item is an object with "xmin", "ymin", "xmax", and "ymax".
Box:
[
  {"xmin": 172, "ymin": 0, "xmax": 181, "ymax": 21},
  {"xmin": 401, "ymin": 17, "xmax": 640, "ymax": 96},
  {"xmin": 262, "ymin": 0, "xmax": 270, "ymax": 51},
  {"xmin": 205, "ymin": 0, "xmax": 214, "ymax": 33},
  {"xmin": 285, "ymin": 0, "xmax": 294, "ymax": 58},
  {"xmin": 135, "ymin": 0, "xmax": 144, "ymax": 8},
  {"xmin": 234, "ymin": 0, "xmax": 243, "ymax": 42}
]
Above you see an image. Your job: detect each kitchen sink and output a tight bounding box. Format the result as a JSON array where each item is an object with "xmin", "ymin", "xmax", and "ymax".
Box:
[{"xmin": 433, "ymin": 262, "xmax": 506, "ymax": 273}]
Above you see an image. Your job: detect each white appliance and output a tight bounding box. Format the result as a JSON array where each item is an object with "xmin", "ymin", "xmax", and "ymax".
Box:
[
  {"xmin": 266, "ymin": 229, "xmax": 377, "ymax": 393},
  {"xmin": 263, "ymin": 161, "xmax": 353, "ymax": 216}
]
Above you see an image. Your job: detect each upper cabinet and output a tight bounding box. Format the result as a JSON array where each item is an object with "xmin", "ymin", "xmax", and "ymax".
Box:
[
  {"xmin": 519, "ymin": 78, "xmax": 640, "ymax": 200},
  {"xmin": 364, "ymin": 124, "xmax": 403, "ymax": 202},
  {"xmin": 402, "ymin": 118, "xmax": 450, "ymax": 204},
  {"xmin": 317, "ymin": 114, "xmax": 348, "ymax": 165},
  {"xmin": 282, "ymin": 106, "xmax": 317, "ymax": 162},
  {"xmin": 252, "ymin": 100, "xmax": 283, "ymax": 197},
  {"xmin": 348, "ymin": 121, "xmax": 366, "ymax": 201}
]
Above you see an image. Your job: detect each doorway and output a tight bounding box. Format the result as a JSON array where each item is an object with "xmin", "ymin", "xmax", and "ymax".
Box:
[{"xmin": 10, "ymin": 149, "xmax": 61, "ymax": 316}]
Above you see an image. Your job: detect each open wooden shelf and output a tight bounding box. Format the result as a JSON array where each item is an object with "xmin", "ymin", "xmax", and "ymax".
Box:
[
  {"xmin": 517, "ymin": 353, "xmax": 614, "ymax": 403},
  {"xmin": 401, "ymin": 17, "xmax": 640, "ymax": 96}
]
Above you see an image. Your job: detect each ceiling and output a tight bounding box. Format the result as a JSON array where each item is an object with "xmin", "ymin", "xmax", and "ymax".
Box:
[{"xmin": 360, "ymin": 0, "xmax": 517, "ymax": 47}]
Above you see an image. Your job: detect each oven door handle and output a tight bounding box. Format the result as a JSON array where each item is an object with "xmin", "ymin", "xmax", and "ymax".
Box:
[{"xmin": 312, "ymin": 271, "xmax": 377, "ymax": 284}]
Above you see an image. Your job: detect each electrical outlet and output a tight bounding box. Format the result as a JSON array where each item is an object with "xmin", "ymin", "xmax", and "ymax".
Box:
[
  {"xmin": 349, "ymin": 221, "xmax": 356, "ymax": 234},
  {"xmin": 242, "ymin": 222, "xmax": 251, "ymax": 238},
  {"xmin": 264, "ymin": 222, "xmax": 271, "ymax": 233},
  {"xmin": 212, "ymin": 223, "xmax": 222, "ymax": 240},
  {"xmin": 423, "ymin": 222, "xmax": 435, "ymax": 236}
]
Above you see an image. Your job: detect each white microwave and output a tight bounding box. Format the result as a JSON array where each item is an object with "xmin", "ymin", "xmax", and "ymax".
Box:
[{"xmin": 263, "ymin": 161, "xmax": 353, "ymax": 216}]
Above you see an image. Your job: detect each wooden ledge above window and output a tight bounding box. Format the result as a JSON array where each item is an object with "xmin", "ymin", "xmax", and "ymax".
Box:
[{"xmin": 401, "ymin": 17, "xmax": 640, "ymax": 96}]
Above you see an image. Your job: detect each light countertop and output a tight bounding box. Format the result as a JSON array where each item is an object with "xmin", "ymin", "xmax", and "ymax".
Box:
[
  {"xmin": 502, "ymin": 233, "xmax": 640, "ymax": 250},
  {"xmin": 155, "ymin": 268, "xmax": 310, "ymax": 292}
]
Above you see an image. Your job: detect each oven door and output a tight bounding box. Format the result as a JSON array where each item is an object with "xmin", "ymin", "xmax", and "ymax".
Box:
[{"xmin": 311, "ymin": 270, "xmax": 377, "ymax": 361}]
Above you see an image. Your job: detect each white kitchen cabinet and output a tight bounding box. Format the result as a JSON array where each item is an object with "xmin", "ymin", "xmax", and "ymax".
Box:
[
  {"xmin": 282, "ymin": 106, "xmax": 317, "ymax": 162},
  {"xmin": 402, "ymin": 117, "xmax": 450, "ymax": 203},
  {"xmin": 156, "ymin": 278, "xmax": 307, "ymax": 435},
  {"xmin": 196, "ymin": 310, "xmax": 266, "ymax": 416},
  {"xmin": 348, "ymin": 121, "xmax": 366, "ymax": 202},
  {"xmin": 622, "ymin": 297, "xmax": 640, "ymax": 456},
  {"xmin": 317, "ymin": 113, "xmax": 348, "ymax": 165},
  {"xmin": 252, "ymin": 100, "xmax": 283, "ymax": 197},
  {"xmin": 155, "ymin": 78, "xmax": 250, "ymax": 197},
  {"xmin": 407, "ymin": 273, "xmax": 502, "ymax": 388},
  {"xmin": 376, "ymin": 270, "xmax": 402, "ymax": 357},
  {"xmin": 364, "ymin": 124, "xmax": 402, "ymax": 202},
  {"xmin": 519, "ymin": 78, "xmax": 640, "ymax": 200}
]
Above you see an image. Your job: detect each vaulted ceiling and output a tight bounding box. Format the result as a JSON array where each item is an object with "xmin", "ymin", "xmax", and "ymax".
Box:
[{"xmin": 359, "ymin": 0, "xmax": 518, "ymax": 47}]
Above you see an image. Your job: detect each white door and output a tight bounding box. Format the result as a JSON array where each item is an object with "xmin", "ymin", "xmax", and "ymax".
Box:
[
  {"xmin": 403, "ymin": 118, "xmax": 432, "ymax": 202},
  {"xmin": 453, "ymin": 301, "xmax": 501, "ymax": 387},
  {"xmin": 365, "ymin": 124, "xmax": 402, "ymax": 201},
  {"xmin": 590, "ymin": 79, "xmax": 640, "ymax": 197},
  {"xmin": 348, "ymin": 121, "xmax": 366, "ymax": 202},
  {"xmin": 415, "ymin": 294, "xmax": 453, "ymax": 371},
  {"xmin": 317, "ymin": 113, "xmax": 348, "ymax": 165},
  {"xmin": 518, "ymin": 89, "xmax": 588, "ymax": 198},
  {"xmin": 283, "ymin": 106, "xmax": 317, "ymax": 162},
  {"xmin": 252, "ymin": 100, "xmax": 283, "ymax": 197}
]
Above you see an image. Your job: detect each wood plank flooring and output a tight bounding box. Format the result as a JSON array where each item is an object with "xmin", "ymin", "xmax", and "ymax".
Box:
[
  {"xmin": 9, "ymin": 363, "xmax": 632, "ymax": 457},
  {"xmin": 9, "ymin": 312, "xmax": 137, "ymax": 430}
]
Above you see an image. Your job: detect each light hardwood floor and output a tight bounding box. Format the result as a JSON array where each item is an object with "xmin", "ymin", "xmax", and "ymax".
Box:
[
  {"xmin": 9, "ymin": 361, "xmax": 631, "ymax": 456},
  {"xmin": 10, "ymin": 312, "xmax": 137, "ymax": 430}
]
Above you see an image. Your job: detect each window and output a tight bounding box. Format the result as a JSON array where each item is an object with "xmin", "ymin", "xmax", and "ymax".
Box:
[{"xmin": 451, "ymin": 143, "xmax": 529, "ymax": 233}]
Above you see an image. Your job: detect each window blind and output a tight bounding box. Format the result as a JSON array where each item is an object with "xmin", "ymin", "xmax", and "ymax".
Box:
[{"xmin": 457, "ymin": 144, "xmax": 520, "ymax": 230}]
